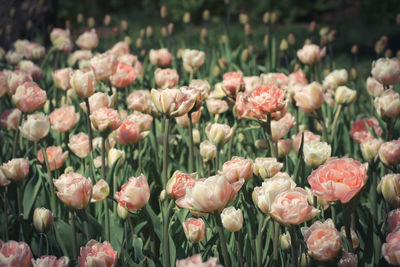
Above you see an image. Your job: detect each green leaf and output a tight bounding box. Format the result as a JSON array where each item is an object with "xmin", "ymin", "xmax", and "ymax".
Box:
[
  {"xmin": 23, "ymin": 173, "xmax": 42, "ymax": 220},
  {"xmin": 132, "ymin": 237, "xmax": 145, "ymax": 262}
]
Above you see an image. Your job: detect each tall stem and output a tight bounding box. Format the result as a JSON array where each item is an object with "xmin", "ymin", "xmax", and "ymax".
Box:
[
  {"xmin": 235, "ymin": 232, "xmax": 244, "ymax": 267},
  {"xmin": 266, "ymin": 115, "xmax": 277, "ymax": 158},
  {"xmin": 227, "ymin": 121, "xmax": 237, "ymax": 161},
  {"xmin": 188, "ymin": 115, "xmax": 194, "ymax": 173},
  {"xmin": 3, "ymin": 189, "xmax": 9, "ymax": 241},
  {"xmin": 152, "ymin": 119, "xmax": 160, "ymax": 173},
  {"xmin": 344, "ymin": 205, "xmax": 354, "ymax": 253},
  {"xmin": 288, "ymin": 225, "xmax": 298, "ymax": 267},
  {"xmin": 85, "ymin": 98, "xmax": 95, "ymax": 183},
  {"xmin": 162, "ymin": 117, "xmax": 170, "ymax": 189},
  {"xmin": 71, "ymin": 211, "xmax": 78, "ymax": 260},
  {"xmin": 82, "ymin": 210, "xmax": 91, "ymax": 240},
  {"xmin": 256, "ymin": 214, "xmax": 263, "ymax": 267},
  {"xmin": 273, "ymin": 220, "xmax": 280, "ymax": 263},
  {"xmin": 215, "ymin": 147, "xmax": 220, "ymax": 174},
  {"xmin": 214, "ymin": 209, "xmax": 231, "ymax": 266},
  {"xmin": 316, "ymin": 109, "xmax": 328, "ymax": 142},
  {"xmin": 144, "ymin": 205, "xmax": 157, "ymax": 257},
  {"xmin": 101, "ymin": 136, "xmax": 110, "ymax": 241},
  {"xmin": 162, "ymin": 199, "xmax": 174, "ymax": 267},
  {"xmin": 41, "ymin": 143, "xmax": 57, "ymax": 214},
  {"xmin": 138, "ymin": 141, "xmax": 142, "ymax": 173},
  {"xmin": 38, "ymin": 234, "xmax": 44, "ymax": 257},
  {"xmin": 16, "ymin": 183, "xmax": 24, "ymax": 240},
  {"xmin": 12, "ymin": 115, "xmax": 23, "ymax": 158},
  {"xmin": 330, "ymin": 105, "xmax": 342, "ymax": 144}
]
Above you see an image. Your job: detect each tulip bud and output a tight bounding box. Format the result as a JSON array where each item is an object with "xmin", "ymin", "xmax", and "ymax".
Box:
[
  {"xmin": 183, "ymin": 12, "xmax": 191, "ymax": 24},
  {"xmin": 280, "ymin": 39, "xmax": 288, "ymax": 51},
  {"xmin": 340, "ymin": 227, "xmax": 359, "ymax": 249},
  {"xmin": 160, "ymin": 5, "xmax": 168, "ymax": 19},
  {"xmin": 379, "ymin": 140, "xmax": 400, "ymax": 167},
  {"xmin": 221, "ymin": 207, "xmax": 243, "ymax": 232},
  {"xmin": 360, "ymin": 139, "xmax": 382, "ymax": 163},
  {"xmin": 146, "ymin": 26, "xmax": 153, "ymax": 38},
  {"xmin": 270, "ymin": 12, "xmax": 278, "ymax": 24},
  {"xmin": 351, "ymin": 44, "xmax": 358, "ymax": 54},
  {"xmin": 104, "ymin": 14, "xmax": 111, "ymax": 26},
  {"xmin": 385, "ymin": 49, "xmax": 393, "ymax": 58},
  {"xmin": 378, "ymin": 174, "xmax": 400, "ymax": 207},
  {"xmin": 300, "ymin": 253, "xmax": 311, "ymax": 267},
  {"xmin": 278, "ymin": 139, "xmax": 291, "ymax": 158},
  {"xmin": 117, "ymin": 203, "xmax": 129, "ymax": 219},
  {"xmin": 136, "ymin": 37, "xmax": 143, "ymax": 48},
  {"xmin": 263, "ymin": 12, "xmax": 270, "ymax": 24},
  {"xmin": 76, "ymin": 13, "xmax": 84, "ymax": 24},
  {"xmin": 335, "ymin": 86, "xmax": 357, "ymax": 105},
  {"xmin": 87, "ymin": 17, "xmax": 95, "ymax": 28},
  {"xmin": 280, "ymin": 232, "xmax": 291, "ymax": 251},
  {"xmin": 350, "ymin": 67, "xmax": 357, "ymax": 80},
  {"xmin": 200, "ymin": 140, "xmax": 216, "ymax": 162},
  {"xmin": 264, "ymin": 34, "xmax": 269, "ymax": 47},
  {"xmin": 120, "ymin": 20, "xmax": 128, "ymax": 32},
  {"xmin": 33, "ymin": 208, "xmax": 53, "ymax": 233},
  {"xmin": 241, "ymin": 49, "xmax": 249, "ymax": 62},
  {"xmin": 239, "ymin": 13, "xmax": 249, "ymax": 24},
  {"xmin": 160, "ymin": 189, "xmax": 167, "ymax": 202},
  {"xmin": 183, "ymin": 218, "xmax": 205, "ymax": 243},
  {"xmin": 203, "ymin": 9, "xmax": 210, "ymax": 21},
  {"xmin": 309, "ymin": 21, "xmax": 317, "ymax": 32},
  {"xmin": 140, "ymin": 28, "xmax": 145, "ymax": 37},
  {"xmin": 213, "ymin": 66, "xmax": 220, "ymax": 76},
  {"xmin": 192, "ymin": 129, "xmax": 200, "ymax": 144},
  {"xmin": 220, "ymin": 34, "xmax": 227, "ymax": 44},
  {"xmin": 168, "ymin": 23, "xmax": 174, "ymax": 35},
  {"xmin": 91, "ymin": 179, "xmax": 110, "ymax": 203},
  {"xmin": 303, "ymin": 141, "xmax": 331, "ymax": 169},
  {"xmin": 319, "ymin": 26, "xmax": 330, "ymax": 37},
  {"xmin": 288, "ymin": 33, "xmax": 296, "ymax": 46},
  {"xmin": 200, "ymin": 28, "xmax": 208, "ymax": 44},
  {"xmin": 255, "ymin": 139, "xmax": 268, "ymax": 150}
]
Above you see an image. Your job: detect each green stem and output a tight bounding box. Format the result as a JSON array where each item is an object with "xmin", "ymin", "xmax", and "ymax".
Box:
[
  {"xmin": 214, "ymin": 209, "xmax": 231, "ymax": 266},
  {"xmin": 12, "ymin": 115, "xmax": 22, "ymax": 158},
  {"xmin": 113, "ymin": 169, "xmax": 118, "ymax": 217},
  {"xmin": 265, "ymin": 114, "xmax": 277, "ymax": 158},
  {"xmin": 316, "ymin": 109, "xmax": 328, "ymax": 142},
  {"xmin": 71, "ymin": 211, "xmax": 78, "ymax": 260},
  {"xmin": 40, "ymin": 142, "xmax": 57, "ymax": 214},
  {"xmin": 152, "ymin": 119, "xmax": 160, "ymax": 173},
  {"xmin": 344, "ymin": 205, "xmax": 354, "ymax": 253},
  {"xmin": 3, "ymin": 189, "xmax": 9, "ymax": 241},
  {"xmin": 138, "ymin": 141, "xmax": 142, "ymax": 173},
  {"xmin": 82, "ymin": 210, "xmax": 90, "ymax": 240},
  {"xmin": 227, "ymin": 121, "xmax": 237, "ymax": 161},
  {"xmin": 162, "ymin": 117, "xmax": 170, "ymax": 189},
  {"xmin": 330, "ymin": 105, "xmax": 342, "ymax": 144},
  {"xmin": 85, "ymin": 98, "xmax": 95, "ymax": 183},
  {"xmin": 189, "ymin": 70, "xmax": 194, "ymax": 83},
  {"xmin": 38, "ymin": 233, "xmax": 44, "ymax": 257},
  {"xmin": 101, "ymin": 136, "xmax": 110, "ymax": 241},
  {"xmin": 215, "ymin": 147, "xmax": 220, "ymax": 174},
  {"xmin": 273, "ymin": 220, "xmax": 280, "ymax": 264},
  {"xmin": 256, "ymin": 214, "xmax": 263, "ymax": 267},
  {"xmin": 162, "ymin": 199, "xmax": 174, "ymax": 267},
  {"xmin": 188, "ymin": 114, "xmax": 194, "ymax": 173},
  {"xmin": 16, "ymin": 183, "xmax": 24, "ymax": 241},
  {"xmin": 288, "ymin": 225, "xmax": 298, "ymax": 267},
  {"xmin": 235, "ymin": 232, "xmax": 244, "ymax": 267},
  {"xmin": 144, "ymin": 205, "xmax": 157, "ymax": 257}
]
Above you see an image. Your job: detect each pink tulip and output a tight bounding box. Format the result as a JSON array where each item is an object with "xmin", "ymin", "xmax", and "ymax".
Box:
[
  {"xmin": 175, "ymin": 108, "xmax": 202, "ymax": 128},
  {"xmin": 278, "ymin": 139, "xmax": 292, "ymax": 158},
  {"xmin": 322, "ymin": 69, "xmax": 348, "ymax": 90},
  {"xmin": 206, "ymin": 98, "xmax": 229, "ymax": 115},
  {"xmin": 248, "ymin": 85, "xmax": 286, "ymax": 119},
  {"xmin": 110, "ymin": 62, "xmax": 136, "ymax": 88},
  {"xmin": 76, "ymin": 29, "xmax": 99, "ymax": 50},
  {"xmin": 114, "ymin": 121, "xmax": 145, "ymax": 145},
  {"xmin": 127, "ymin": 90, "xmax": 153, "ymax": 114},
  {"xmin": 288, "ymin": 70, "xmax": 308, "ymax": 86},
  {"xmin": 0, "ymin": 169, "xmax": 11, "ymax": 186},
  {"xmin": 222, "ymin": 156, "xmax": 254, "ymax": 183},
  {"xmin": 166, "ymin": 171, "xmax": 197, "ymax": 199},
  {"xmin": 49, "ymin": 106, "xmax": 79, "ymax": 132},
  {"xmin": 117, "ymin": 54, "xmax": 137, "ymax": 66},
  {"xmin": 183, "ymin": 218, "xmax": 206, "ymax": 243},
  {"xmin": 182, "ymin": 49, "xmax": 205, "ymax": 73},
  {"xmin": 91, "ymin": 179, "xmax": 110, "ymax": 203},
  {"xmin": 70, "ymin": 70, "xmax": 97, "ymax": 99},
  {"xmin": 0, "ymin": 158, "xmax": 29, "ymax": 182},
  {"xmin": 189, "ymin": 79, "xmax": 211, "ymax": 99},
  {"xmin": 0, "ymin": 240, "xmax": 33, "ymax": 267},
  {"xmin": 52, "ymin": 68, "xmax": 73, "ymax": 91},
  {"xmin": 271, "ymin": 113, "xmax": 294, "ymax": 141},
  {"xmin": 388, "ymin": 208, "xmax": 400, "ymax": 232},
  {"xmin": 350, "ymin": 117, "xmax": 383, "ymax": 144},
  {"xmin": 68, "ymin": 50, "xmax": 93, "ymax": 67},
  {"xmin": 243, "ymin": 76, "xmax": 262, "ymax": 92},
  {"xmin": 109, "ymin": 41, "xmax": 130, "ymax": 57},
  {"xmin": 53, "ymin": 173, "xmax": 92, "ymax": 210},
  {"xmin": 149, "ymin": 48, "xmax": 173, "ymax": 67},
  {"xmin": 50, "ymin": 28, "xmax": 73, "ymax": 52},
  {"xmin": 23, "ymin": 42, "xmax": 45, "ymax": 60},
  {"xmin": 37, "ymin": 146, "xmax": 68, "ymax": 171},
  {"xmin": 32, "ymin": 255, "xmax": 69, "ymax": 267},
  {"xmin": 371, "ymin": 57, "xmax": 400, "ymax": 85},
  {"xmin": 301, "ymin": 219, "xmax": 342, "ymax": 262},
  {"xmin": 78, "ymin": 240, "xmax": 118, "ymax": 267},
  {"xmin": 297, "ymin": 44, "xmax": 326, "ymax": 65},
  {"xmin": 151, "ymin": 88, "xmax": 196, "ymax": 117},
  {"xmin": 291, "ymin": 130, "xmax": 321, "ymax": 154},
  {"xmin": 308, "ymin": 157, "xmax": 368, "ymax": 203},
  {"xmin": 176, "ymin": 254, "xmax": 222, "ymax": 267},
  {"xmin": 375, "ymin": 89, "xmax": 400, "ymax": 118},
  {"xmin": 222, "ymin": 71, "xmax": 245, "ymax": 97},
  {"xmin": 366, "ymin": 77, "xmax": 384, "ymax": 97},
  {"xmin": 338, "ymin": 253, "xmax": 358, "ymax": 267},
  {"xmin": 115, "ymin": 174, "xmax": 150, "ymax": 211},
  {"xmin": 235, "ymin": 92, "xmax": 259, "ymax": 119},
  {"xmin": 382, "ymin": 228, "xmax": 400, "ymax": 266},
  {"xmin": 68, "ymin": 132, "xmax": 90, "ymax": 158},
  {"xmin": 90, "ymin": 53, "xmax": 118, "ymax": 81},
  {"xmin": 125, "ymin": 112, "xmax": 153, "ymax": 132},
  {"xmin": 0, "ymin": 108, "xmax": 21, "ymax": 130},
  {"xmin": 270, "ymin": 188, "xmax": 320, "ymax": 225},
  {"xmin": 0, "ymin": 71, "xmax": 9, "ymax": 97},
  {"xmin": 7, "ymin": 70, "xmax": 32, "ymax": 96},
  {"xmin": 80, "ymin": 92, "xmax": 114, "ymax": 114},
  {"xmin": 12, "ymin": 82, "xmax": 46, "ymax": 113},
  {"xmin": 294, "ymin": 82, "xmax": 324, "ymax": 114},
  {"xmin": 379, "ymin": 140, "xmax": 400, "ymax": 167},
  {"xmin": 90, "ymin": 107, "xmax": 121, "ymax": 134},
  {"xmin": 176, "ymin": 174, "xmax": 244, "ymax": 213},
  {"xmin": 17, "ymin": 60, "xmax": 43, "ymax": 80},
  {"xmin": 260, "ymin": 73, "xmax": 289, "ymax": 88},
  {"xmin": 154, "ymin": 68, "xmax": 179, "ymax": 89},
  {"xmin": 19, "ymin": 113, "xmax": 50, "ymax": 142}
]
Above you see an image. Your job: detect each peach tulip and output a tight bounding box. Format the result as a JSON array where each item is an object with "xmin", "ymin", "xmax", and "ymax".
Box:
[
  {"xmin": 366, "ymin": 77, "xmax": 384, "ymax": 97},
  {"xmin": 382, "ymin": 228, "xmax": 400, "ymax": 266},
  {"xmin": 68, "ymin": 132, "xmax": 90, "ymax": 158},
  {"xmin": 0, "ymin": 108, "xmax": 21, "ymax": 130},
  {"xmin": 294, "ymin": 82, "xmax": 324, "ymax": 114},
  {"xmin": 338, "ymin": 253, "xmax": 358, "ymax": 267},
  {"xmin": 154, "ymin": 68, "xmax": 179, "ymax": 89},
  {"xmin": 52, "ymin": 68, "xmax": 73, "ymax": 91},
  {"xmin": 49, "ymin": 106, "xmax": 79, "ymax": 132},
  {"xmin": 109, "ymin": 62, "xmax": 136, "ymax": 88},
  {"xmin": 12, "ymin": 82, "xmax": 46, "ymax": 113},
  {"xmin": 0, "ymin": 158, "xmax": 29, "ymax": 182},
  {"xmin": 175, "ymin": 108, "xmax": 202, "ymax": 128},
  {"xmin": 189, "ymin": 79, "xmax": 210, "ymax": 99},
  {"xmin": 23, "ymin": 42, "xmax": 45, "ymax": 60},
  {"xmin": 288, "ymin": 70, "xmax": 308, "ymax": 86},
  {"xmin": 70, "ymin": 70, "xmax": 97, "ymax": 99},
  {"xmin": 183, "ymin": 218, "xmax": 205, "ymax": 243},
  {"xmin": 350, "ymin": 117, "xmax": 383, "ymax": 144},
  {"xmin": 76, "ymin": 29, "xmax": 99, "ymax": 50},
  {"xmin": 206, "ymin": 98, "xmax": 229, "ymax": 115},
  {"xmin": 115, "ymin": 174, "xmax": 150, "ymax": 211},
  {"xmin": 90, "ymin": 53, "xmax": 118, "ymax": 81},
  {"xmin": 222, "ymin": 156, "xmax": 254, "ymax": 183},
  {"xmin": 205, "ymin": 123, "xmax": 234, "ymax": 148},
  {"xmin": 308, "ymin": 157, "xmax": 368, "ymax": 203},
  {"xmin": 149, "ymin": 48, "xmax": 173, "ymax": 67},
  {"xmin": 374, "ymin": 89, "xmax": 400, "ymax": 118},
  {"xmin": 278, "ymin": 139, "xmax": 292, "ymax": 158},
  {"xmin": 297, "ymin": 44, "xmax": 326, "ymax": 65},
  {"xmin": 322, "ymin": 69, "xmax": 348, "ymax": 90},
  {"xmin": 80, "ymin": 92, "xmax": 115, "ymax": 114},
  {"xmin": 291, "ymin": 130, "xmax": 321, "ymax": 154},
  {"xmin": 166, "ymin": 171, "xmax": 197, "ymax": 199},
  {"xmin": 114, "ymin": 121, "xmax": 145, "ymax": 145},
  {"xmin": 176, "ymin": 254, "xmax": 221, "ymax": 267},
  {"xmin": 199, "ymin": 140, "xmax": 216, "ymax": 162},
  {"xmin": 68, "ymin": 50, "xmax": 93, "ymax": 67},
  {"xmin": 78, "ymin": 240, "xmax": 118, "ymax": 267},
  {"xmin": 90, "ymin": 107, "xmax": 121, "ymax": 134},
  {"xmin": 7, "ymin": 70, "xmax": 32, "ymax": 95},
  {"xmin": 91, "ymin": 179, "xmax": 110, "ymax": 203},
  {"xmin": 243, "ymin": 76, "xmax": 262, "ymax": 92},
  {"xmin": 260, "ymin": 73, "xmax": 289, "ymax": 88},
  {"xmin": 379, "ymin": 140, "xmax": 400, "ymax": 167},
  {"xmin": 151, "ymin": 88, "xmax": 196, "ymax": 117},
  {"xmin": 109, "ymin": 41, "xmax": 130, "ymax": 57},
  {"xmin": 19, "ymin": 113, "xmax": 50, "ymax": 142},
  {"xmin": 37, "ymin": 146, "xmax": 68, "ymax": 171},
  {"xmin": 17, "ymin": 60, "xmax": 43, "ymax": 80},
  {"xmin": 182, "ymin": 49, "xmax": 205, "ymax": 73},
  {"xmin": 50, "ymin": 28, "xmax": 73, "ymax": 52},
  {"xmin": 271, "ymin": 113, "xmax": 294, "ymax": 141},
  {"xmin": 248, "ymin": 85, "xmax": 286, "ymax": 119},
  {"xmin": 32, "ymin": 255, "xmax": 69, "ymax": 267},
  {"xmin": 371, "ymin": 57, "xmax": 400, "ymax": 85},
  {"xmin": 222, "ymin": 71, "xmax": 245, "ymax": 97},
  {"xmin": 125, "ymin": 112, "xmax": 153, "ymax": 132},
  {"xmin": 126, "ymin": 90, "xmax": 153, "ymax": 113},
  {"xmin": 0, "ymin": 240, "xmax": 33, "ymax": 267}
]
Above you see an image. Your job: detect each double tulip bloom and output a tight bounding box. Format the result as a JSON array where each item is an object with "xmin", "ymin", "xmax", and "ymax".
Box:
[
  {"xmin": 374, "ymin": 89, "xmax": 400, "ymax": 118},
  {"xmin": 127, "ymin": 90, "xmax": 154, "ymax": 114},
  {"xmin": 110, "ymin": 62, "xmax": 137, "ymax": 88},
  {"xmin": 248, "ymin": 85, "xmax": 286, "ymax": 120},
  {"xmin": 166, "ymin": 171, "xmax": 197, "ymax": 199},
  {"xmin": 75, "ymin": 29, "xmax": 99, "ymax": 50},
  {"xmin": 52, "ymin": 68, "xmax": 73, "ymax": 91},
  {"xmin": 0, "ymin": 240, "xmax": 33, "ymax": 267},
  {"xmin": 222, "ymin": 71, "xmax": 245, "ymax": 97},
  {"xmin": 7, "ymin": 70, "xmax": 33, "ymax": 95},
  {"xmin": 183, "ymin": 218, "xmax": 205, "ymax": 243},
  {"xmin": 303, "ymin": 141, "xmax": 332, "ymax": 169},
  {"xmin": 297, "ymin": 44, "xmax": 326, "ymax": 65},
  {"xmin": 379, "ymin": 140, "xmax": 400, "ymax": 167},
  {"xmin": 78, "ymin": 240, "xmax": 118, "ymax": 267},
  {"xmin": 0, "ymin": 108, "xmax": 21, "ymax": 130},
  {"xmin": 0, "ymin": 158, "xmax": 29, "ymax": 182},
  {"xmin": 70, "ymin": 70, "xmax": 97, "ymax": 99},
  {"xmin": 20, "ymin": 113, "xmax": 50, "ymax": 142},
  {"xmin": 221, "ymin": 206, "xmax": 244, "ymax": 232},
  {"xmin": 68, "ymin": 132, "xmax": 91, "ymax": 158},
  {"xmin": 37, "ymin": 146, "xmax": 68, "ymax": 171},
  {"xmin": 90, "ymin": 107, "xmax": 121, "ymax": 135},
  {"xmin": 151, "ymin": 87, "xmax": 196, "ymax": 118},
  {"xmin": 154, "ymin": 68, "xmax": 179, "ymax": 89},
  {"xmin": 182, "ymin": 49, "xmax": 205, "ymax": 73},
  {"xmin": 253, "ymin": 157, "xmax": 283, "ymax": 179},
  {"xmin": 371, "ymin": 57, "xmax": 400, "ymax": 86},
  {"xmin": 49, "ymin": 106, "xmax": 79, "ymax": 132},
  {"xmin": 349, "ymin": 117, "xmax": 382, "ymax": 144},
  {"xmin": 90, "ymin": 52, "xmax": 118, "ymax": 81},
  {"xmin": 32, "ymin": 255, "xmax": 69, "ymax": 267},
  {"xmin": 205, "ymin": 123, "xmax": 234, "ymax": 148},
  {"xmin": 293, "ymin": 82, "xmax": 324, "ymax": 114},
  {"xmin": 221, "ymin": 156, "xmax": 253, "ymax": 183},
  {"xmin": 12, "ymin": 82, "xmax": 47, "ymax": 113},
  {"xmin": 149, "ymin": 48, "xmax": 173, "ymax": 67},
  {"xmin": 115, "ymin": 174, "xmax": 150, "ymax": 211}
]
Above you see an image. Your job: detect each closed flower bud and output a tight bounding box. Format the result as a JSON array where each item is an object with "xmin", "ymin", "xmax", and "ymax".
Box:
[
  {"xmin": 288, "ymin": 33, "xmax": 296, "ymax": 46},
  {"xmin": 379, "ymin": 140, "xmax": 400, "ymax": 167},
  {"xmin": 117, "ymin": 203, "xmax": 129, "ymax": 219},
  {"xmin": 300, "ymin": 253, "xmax": 311, "ymax": 267},
  {"xmin": 200, "ymin": 140, "xmax": 216, "ymax": 162},
  {"xmin": 221, "ymin": 206, "xmax": 243, "ymax": 232},
  {"xmin": 160, "ymin": 5, "xmax": 168, "ymax": 19},
  {"xmin": 340, "ymin": 226, "xmax": 359, "ymax": 249},
  {"xmin": 193, "ymin": 129, "xmax": 200, "ymax": 144},
  {"xmin": 360, "ymin": 138, "xmax": 382, "ymax": 163},
  {"xmin": 280, "ymin": 39, "xmax": 288, "ymax": 51},
  {"xmin": 183, "ymin": 218, "xmax": 205, "ymax": 243},
  {"xmin": 244, "ymin": 23, "xmax": 252, "ymax": 36},
  {"xmin": 255, "ymin": 139, "xmax": 268, "ymax": 150},
  {"xmin": 146, "ymin": 26, "xmax": 153, "ymax": 38},
  {"xmin": 203, "ymin": 9, "xmax": 210, "ymax": 21},
  {"xmin": 297, "ymin": 44, "xmax": 326, "ymax": 65},
  {"xmin": 280, "ymin": 232, "xmax": 291, "ymax": 251},
  {"xmin": 278, "ymin": 139, "xmax": 291, "ymax": 158},
  {"xmin": 239, "ymin": 13, "xmax": 248, "ymax": 24},
  {"xmin": 351, "ymin": 44, "xmax": 358, "ymax": 54},
  {"xmin": 33, "ymin": 208, "xmax": 53, "ymax": 233},
  {"xmin": 264, "ymin": 34, "xmax": 269, "ymax": 47},
  {"xmin": 87, "ymin": 17, "xmax": 95, "ymax": 28},
  {"xmin": 183, "ymin": 12, "xmax": 191, "ymax": 24},
  {"xmin": 108, "ymin": 148, "xmax": 126, "ymax": 167},
  {"xmin": 378, "ymin": 174, "xmax": 400, "ymax": 208},
  {"xmin": 205, "ymin": 123, "xmax": 234, "ymax": 148},
  {"xmin": 303, "ymin": 141, "xmax": 331, "ymax": 169},
  {"xmin": 253, "ymin": 157, "xmax": 283, "ymax": 179},
  {"xmin": 270, "ymin": 12, "xmax": 278, "ymax": 24},
  {"xmin": 91, "ymin": 179, "xmax": 109, "ymax": 203},
  {"xmin": 335, "ymin": 86, "xmax": 357, "ymax": 105},
  {"xmin": 20, "ymin": 113, "xmax": 50, "ymax": 142}
]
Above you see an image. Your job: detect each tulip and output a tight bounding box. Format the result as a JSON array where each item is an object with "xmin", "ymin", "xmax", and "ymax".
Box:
[
  {"xmin": 382, "ymin": 228, "xmax": 400, "ymax": 266},
  {"xmin": 53, "ymin": 172, "xmax": 92, "ymax": 210},
  {"xmin": 33, "ymin": 207, "xmax": 54, "ymax": 233},
  {"xmin": 206, "ymin": 98, "xmax": 229, "ymax": 115},
  {"xmin": 190, "ymin": 79, "xmax": 211, "ymax": 99},
  {"xmin": 154, "ymin": 68, "xmax": 179, "ymax": 89},
  {"xmin": 0, "ymin": 158, "xmax": 29, "ymax": 182},
  {"xmin": 107, "ymin": 148, "xmax": 125, "ymax": 167},
  {"xmin": 90, "ymin": 52, "xmax": 118, "ymax": 81},
  {"xmin": 78, "ymin": 240, "xmax": 118, "ymax": 267},
  {"xmin": 350, "ymin": 117, "xmax": 383, "ymax": 144},
  {"xmin": 253, "ymin": 157, "xmax": 283, "ymax": 179},
  {"xmin": 70, "ymin": 70, "xmax": 97, "ymax": 99},
  {"xmin": 280, "ymin": 232, "xmax": 291, "ymax": 251},
  {"xmin": 387, "ymin": 208, "xmax": 400, "ymax": 232},
  {"xmin": 222, "ymin": 71, "xmax": 245, "ymax": 97},
  {"xmin": 222, "ymin": 156, "xmax": 253, "ymax": 183},
  {"xmin": 176, "ymin": 254, "xmax": 221, "ymax": 267},
  {"xmin": 183, "ymin": 218, "xmax": 205, "ymax": 243},
  {"xmin": 115, "ymin": 174, "xmax": 150, "ymax": 211},
  {"xmin": 19, "ymin": 113, "xmax": 50, "ymax": 142},
  {"xmin": 303, "ymin": 141, "xmax": 331, "ymax": 168},
  {"xmin": 149, "ymin": 48, "xmax": 173, "ymax": 67},
  {"xmin": 200, "ymin": 140, "xmax": 216, "ymax": 162},
  {"xmin": 68, "ymin": 132, "xmax": 90, "ymax": 158},
  {"xmin": 335, "ymin": 86, "xmax": 357, "ymax": 105},
  {"xmin": 360, "ymin": 138, "xmax": 382, "ymax": 163},
  {"xmin": 125, "ymin": 112, "xmax": 153, "ymax": 132},
  {"xmin": 270, "ymin": 188, "xmax": 320, "ymax": 225},
  {"xmin": 301, "ymin": 219, "xmax": 342, "ymax": 262},
  {"xmin": 260, "ymin": 73, "xmax": 290, "ymax": 88},
  {"xmin": 117, "ymin": 203, "xmax": 129, "ymax": 220},
  {"xmin": 127, "ymin": 90, "xmax": 153, "ymax": 114},
  {"xmin": 277, "ymin": 139, "xmax": 292, "ymax": 158},
  {"xmin": 80, "ymin": 92, "xmax": 115, "ymax": 114},
  {"xmin": 50, "ymin": 28, "xmax": 73, "ymax": 52},
  {"xmin": 338, "ymin": 253, "xmax": 358, "ymax": 267},
  {"xmin": 366, "ymin": 77, "xmax": 384, "ymax": 97},
  {"xmin": 91, "ymin": 179, "xmax": 110, "ymax": 203},
  {"xmin": 291, "ymin": 130, "xmax": 321, "ymax": 154},
  {"xmin": 109, "ymin": 41, "xmax": 130, "ymax": 57},
  {"xmin": 374, "ymin": 89, "xmax": 400, "ymax": 118},
  {"xmin": 49, "ymin": 106, "xmax": 79, "ymax": 132},
  {"xmin": 182, "ymin": 49, "xmax": 205, "ymax": 73},
  {"xmin": 322, "ymin": 69, "xmax": 348, "ymax": 90},
  {"xmin": 68, "ymin": 50, "xmax": 93, "ymax": 67},
  {"xmin": 221, "ymin": 206, "xmax": 243, "ymax": 232},
  {"xmin": 109, "ymin": 62, "xmax": 136, "ymax": 88},
  {"xmin": 297, "ymin": 44, "xmax": 326, "ymax": 65},
  {"xmin": 371, "ymin": 57, "xmax": 400, "ymax": 85},
  {"xmin": 0, "ymin": 108, "xmax": 21, "ymax": 130},
  {"xmin": 52, "ymin": 68, "xmax": 73, "ymax": 91},
  {"xmin": 0, "ymin": 169, "xmax": 11, "ymax": 186},
  {"xmin": 0, "ymin": 240, "xmax": 33, "ymax": 267},
  {"xmin": 5, "ymin": 51, "xmax": 23, "ymax": 66},
  {"xmin": 378, "ymin": 173, "xmax": 400, "ymax": 207},
  {"xmin": 90, "ymin": 107, "xmax": 121, "ymax": 135},
  {"xmin": 248, "ymin": 85, "xmax": 286, "ymax": 119},
  {"xmin": 17, "ymin": 60, "xmax": 43, "ymax": 80},
  {"xmin": 32, "ymin": 255, "xmax": 69, "ymax": 267},
  {"xmin": 294, "ymin": 82, "xmax": 324, "ymax": 114},
  {"xmin": 271, "ymin": 113, "xmax": 294, "ymax": 141},
  {"xmin": 151, "ymin": 88, "xmax": 196, "ymax": 118},
  {"xmin": 176, "ymin": 174, "xmax": 244, "ymax": 213},
  {"xmin": 175, "ymin": 108, "xmax": 202, "ymax": 128},
  {"xmin": 379, "ymin": 140, "xmax": 400, "ymax": 167},
  {"xmin": 166, "ymin": 170, "xmax": 197, "ymax": 199},
  {"xmin": 37, "ymin": 146, "xmax": 68, "ymax": 171},
  {"xmin": 7, "ymin": 70, "xmax": 33, "ymax": 95},
  {"xmin": 205, "ymin": 123, "xmax": 234, "ymax": 148},
  {"xmin": 340, "ymin": 226, "xmax": 359, "ymax": 249},
  {"xmin": 12, "ymin": 82, "xmax": 46, "ymax": 113},
  {"xmin": 75, "ymin": 29, "xmax": 99, "ymax": 50}
]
